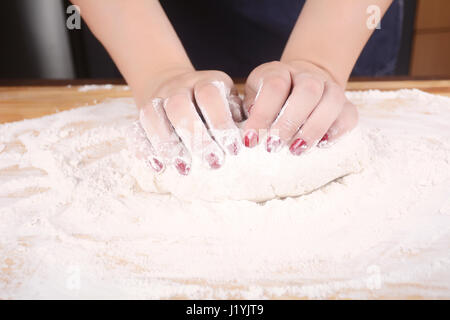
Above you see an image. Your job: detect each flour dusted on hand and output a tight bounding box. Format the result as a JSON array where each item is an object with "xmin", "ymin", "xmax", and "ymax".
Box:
[{"xmin": 133, "ymin": 128, "xmax": 368, "ymax": 202}]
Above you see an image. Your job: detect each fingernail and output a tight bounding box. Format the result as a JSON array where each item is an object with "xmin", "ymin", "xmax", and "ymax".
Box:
[
  {"xmin": 149, "ymin": 157, "xmax": 164, "ymax": 172},
  {"xmin": 244, "ymin": 130, "xmax": 259, "ymax": 148},
  {"xmin": 226, "ymin": 139, "xmax": 240, "ymax": 156},
  {"xmin": 266, "ymin": 136, "xmax": 282, "ymax": 153},
  {"xmin": 318, "ymin": 133, "xmax": 329, "ymax": 148},
  {"xmin": 289, "ymin": 138, "xmax": 307, "ymax": 155},
  {"xmin": 205, "ymin": 152, "xmax": 222, "ymax": 169},
  {"xmin": 174, "ymin": 158, "xmax": 190, "ymax": 175}
]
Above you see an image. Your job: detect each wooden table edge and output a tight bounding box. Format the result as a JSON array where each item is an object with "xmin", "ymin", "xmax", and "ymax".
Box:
[{"xmin": 1, "ymin": 79, "xmax": 449, "ymax": 124}]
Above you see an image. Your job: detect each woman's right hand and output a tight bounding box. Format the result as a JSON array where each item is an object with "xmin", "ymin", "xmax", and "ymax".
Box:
[
  {"xmin": 133, "ymin": 68, "xmax": 244, "ymax": 176},
  {"xmin": 70, "ymin": 1, "xmax": 243, "ymax": 176}
]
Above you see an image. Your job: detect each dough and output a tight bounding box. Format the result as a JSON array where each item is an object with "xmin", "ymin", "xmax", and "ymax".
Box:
[{"xmin": 134, "ymin": 127, "xmax": 368, "ymax": 202}]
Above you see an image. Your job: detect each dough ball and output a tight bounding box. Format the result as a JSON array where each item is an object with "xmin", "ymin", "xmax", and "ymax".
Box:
[{"xmin": 135, "ymin": 127, "xmax": 368, "ymax": 202}]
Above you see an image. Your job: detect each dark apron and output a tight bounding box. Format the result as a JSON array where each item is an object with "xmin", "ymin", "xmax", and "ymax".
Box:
[{"xmin": 160, "ymin": 0, "xmax": 403, "ymax": 78}]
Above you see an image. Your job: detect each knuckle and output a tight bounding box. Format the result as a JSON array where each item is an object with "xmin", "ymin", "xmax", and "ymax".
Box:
[
  {"xmin": 266, "ymin": 75, "xmax": 290, "ymax": 92},
  {"xmin": 202, "ymin": 70, "xmax": 233, "ymax": 86},
  {"xmin": 248, "ymin": 61, "xmax": 284, "ymax": 79},
  {"xmin": 195, "ymin": 82, "xmax": 219, "ymax": 98},
  {"xmin": 164, "ymin": 93, "xmax": 188, "ymax": 111},
  {"xmin": 296, "ymin": 75, "xmax": 324, "ymax": 96}
]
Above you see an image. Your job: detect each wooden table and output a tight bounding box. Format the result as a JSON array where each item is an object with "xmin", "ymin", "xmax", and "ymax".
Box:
[
  {"xmin": 1, "ymin": 79, "xmax": 449, "ymax": 124},
  {"xmin": 1, "ymin": 79, "xmax": 449, "ymax": 299}
]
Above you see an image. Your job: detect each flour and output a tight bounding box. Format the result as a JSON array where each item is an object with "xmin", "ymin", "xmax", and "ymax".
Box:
[
  {"xmin": 1, "ymin": 89, "xmax": 450, "ymax": 299},
  {"xmin": 77, "ymin": 84, "xmax": 130, "ymax": 92},
  {"xmin": 138, "ymin": 127, "xmax": 367, "ymax": 202}
]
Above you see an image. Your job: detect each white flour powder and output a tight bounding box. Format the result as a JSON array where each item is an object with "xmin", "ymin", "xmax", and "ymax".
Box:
[
  {"xmin": 1, "ymin": 89, "xmax": 450, "ymax": 299},
  {"xmin": 136, "ymin": 126, "xmax": 368, "ymax": 202},
  {"xmin": 77, "ymin": 84, "xmax": 130, "ymax": 92}
]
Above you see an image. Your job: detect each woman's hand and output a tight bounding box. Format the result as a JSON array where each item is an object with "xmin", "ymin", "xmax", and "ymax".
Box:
[
  {"xmin": 136, "ymin": 68, "xmax": 243, "ymax": 175},
  {"xmin": 72, "ymin": 1, "xmax": 245, "ymax": 176},
  {"xmin": 242, "ymin": 60, "xmax": 358, "ymax": 154}
]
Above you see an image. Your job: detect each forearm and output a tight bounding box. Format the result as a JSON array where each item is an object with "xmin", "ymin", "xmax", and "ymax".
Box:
[
  {"xmin": 281, "ymin": 0, "xmax": 393, "ymax": 87},
  {"xmin": 71, "ymin": 0, "xmax": 193, "ymax": 103}
]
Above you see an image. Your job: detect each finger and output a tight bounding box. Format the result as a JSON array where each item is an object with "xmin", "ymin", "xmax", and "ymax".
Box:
[
  {"xmin": 139, "ymin": 98, "xmax": 191, "ymax": 175},
  {"xmin": 266, "ymin": 73, "xmax": 324, "ymax": 153},
  {"xmin": 164, "ymin": 91, "xmax": 225, "ymax": 170},
  {"xmin": 194, "ymin": 80, "xmax": 242, "ymax": 155},
  {"xmin": 243, "ymin": 71, "xmax": 291, "ymax": 148},
  {"xmin": 289, "ymin": 82, "xmax": 345, "ymax": 155},
  {"xmin": 228, "ymin": 86, "xmax": 244, "ymax": 123},
  {"xmin": 242, "ymin": 85, "xmax": 255, "ymax": 119},
  {"xmin": 318, "ymin": 100, "xmax": 359, "ymax": 147},
  {"xmin": 127, "ymin": 121, "xmax": 165, "ymax": 173}
]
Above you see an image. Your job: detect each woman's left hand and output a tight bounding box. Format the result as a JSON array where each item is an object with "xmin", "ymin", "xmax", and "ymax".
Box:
[{"xmin": 242, "ymin": 60, "xmax": 358, "ymax": 154}]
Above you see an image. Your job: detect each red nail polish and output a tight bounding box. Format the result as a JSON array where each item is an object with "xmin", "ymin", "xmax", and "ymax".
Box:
[
  {"xmin": 226, "ymin": 141, "xmax": 239, "ymax": 155},
  {"xmin": 205, "ymin": 152, "xmax": 222, "ymax": 169},
  {"xmin": 266, "ymin": 136, "xmax": 282, "ymax": 153},
  {"xmin": 244, "ymin": 130, "xmax": 259, "ymax": 148},
  {"xmin": 289, "ymin": 138, "xmax": 307, "ymax": 155},
  {"xmin": 175, "ymin": 158, "xmax": 190, "ymax": 175},
  {"xmin": 150, "ymin": 157, "xmax": 164, "ymax": 172},
  {"xmin": 318, "ymin": 133, "xmax": 329, "ymax": 148}
]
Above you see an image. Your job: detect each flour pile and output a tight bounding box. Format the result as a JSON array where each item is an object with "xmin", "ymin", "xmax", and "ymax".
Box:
[{"xmin": 1, "ymin": 89, "xmax": 450, "ymax": 299}]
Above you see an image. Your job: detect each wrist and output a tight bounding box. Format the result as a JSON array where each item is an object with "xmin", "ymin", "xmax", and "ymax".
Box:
[
  {"xmin": 281, "ymin": 56, "xmax": 348, "ymax": 89},
  {"xmin": 131, "ymin": 64, "xmax": 195, "ymax": 107}
]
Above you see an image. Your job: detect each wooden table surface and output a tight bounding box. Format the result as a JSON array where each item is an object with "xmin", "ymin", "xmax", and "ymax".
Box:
[
  {"xmin": 1, "ymin": 79, "xmax": 449, "ymax": 299},
  {"xmin": 1, "ymin": 79, "xmax": 449, "ymax": 124}
]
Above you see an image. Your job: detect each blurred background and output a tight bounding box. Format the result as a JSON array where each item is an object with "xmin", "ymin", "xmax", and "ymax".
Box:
[{"xmin": 0, "ymin": 0, "xmax": 448, "ymax": 81}]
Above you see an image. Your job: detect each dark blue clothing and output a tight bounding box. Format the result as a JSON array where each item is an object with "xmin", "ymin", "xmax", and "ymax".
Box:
[{"xmin": 160, "ymin": 0, "xmax": 403, "ymax": 78}]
